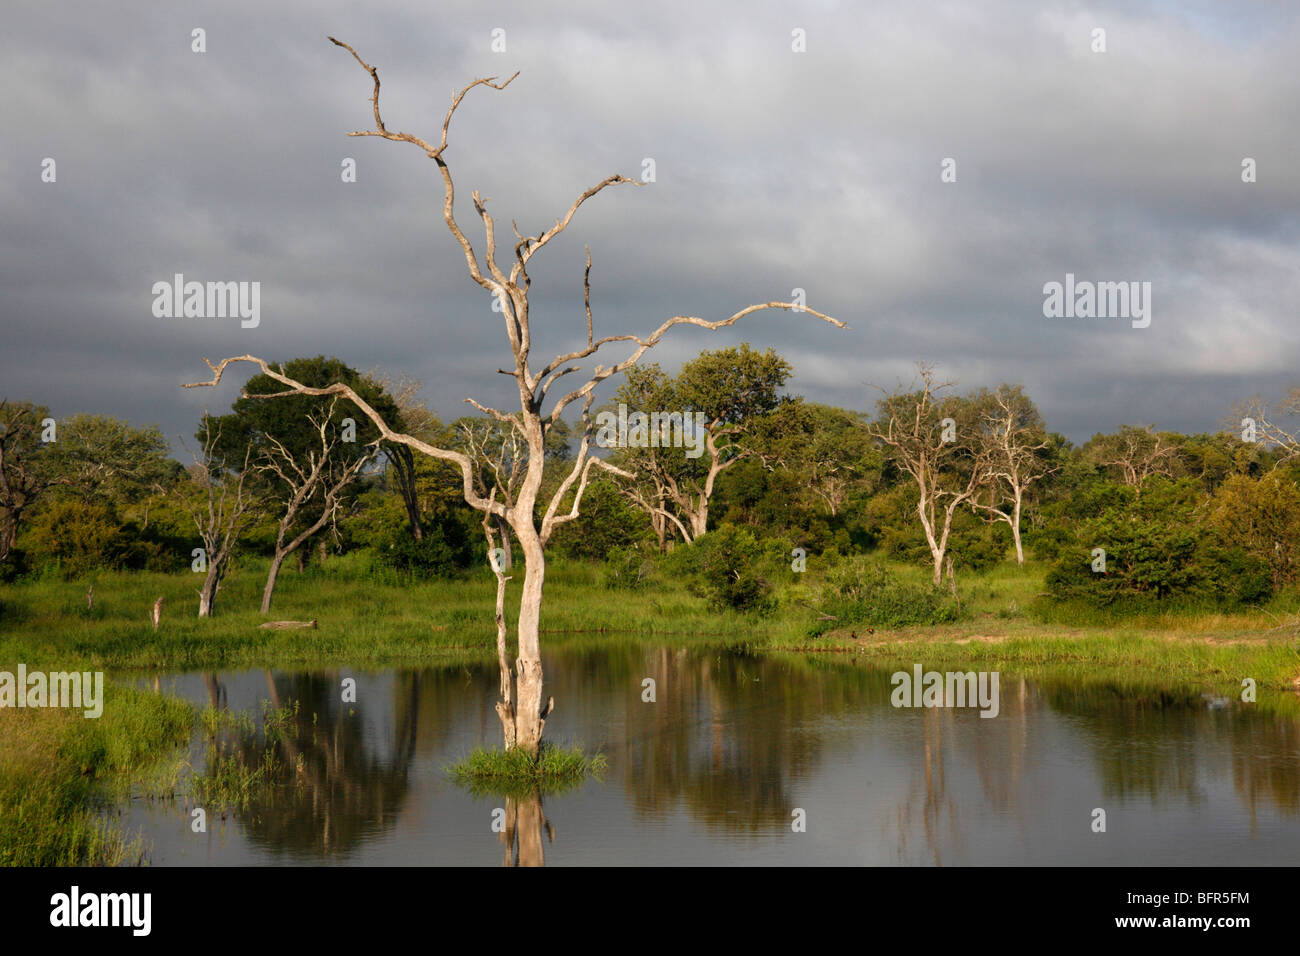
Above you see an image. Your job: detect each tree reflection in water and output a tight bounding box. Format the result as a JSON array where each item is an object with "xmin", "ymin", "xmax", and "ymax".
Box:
[
  {"xmin": 187, "ymin": 650, "xmax": 1300, "ymax": 865},
  {"xmin": 196, "ymin": 670, "xmax": 416, "ymax": 856}
]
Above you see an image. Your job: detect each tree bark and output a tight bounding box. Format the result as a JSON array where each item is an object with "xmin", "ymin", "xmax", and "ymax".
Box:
[
  {"xmin": 198, "ymin": 565, "xmax": 221, "ymax": 617},
  {"xmin": 1011, "ymin": 489, "xmax": 1025, "ymax": 565},
  {"xmin": 261, "ymin": 552, "xmax": 287, "ymax": 615},
  {"xmin": 511, "ymin": 524, "xmax": 548, "ymax": 756}
]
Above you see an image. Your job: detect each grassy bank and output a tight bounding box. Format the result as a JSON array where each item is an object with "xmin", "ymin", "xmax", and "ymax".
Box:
[
  {"xmin": 0, "ymin": 553, "xmax": 771, "ymax": 671},
  {"xmin": 785, "ymin": 559, "xmax": 1300, "ymax": 696},
  {"xmin": 0, "ymin": 685, "xmax": 192, "ymax": 865},
  {"xmin": 2, "ymin": 551, "xmax": 1298, "ymax": 692}
]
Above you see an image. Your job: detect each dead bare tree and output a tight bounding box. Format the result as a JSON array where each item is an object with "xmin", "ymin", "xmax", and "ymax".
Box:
[
  {"xmin": 1093, "ymin": 424, "xmax": 1175, "ymax": 492},
  {"xmin": 459, "ymin": 418, "xmax": 525, "ymax": 572},
  {"xmin": 184, "ymin": 419, "xmax": 257, "ymax": 618},
  {"xmin": 970, "ymin": 384, "xmax": 1056, "ymax": 565},
  {"xmin": 255, "ymin": 399, "xmax": 377, "ymax": 614},
  {"xmin": 1240, "ymin": 387, "xmax": 1300, "ymax": 462},
  {"xmin": 184, "ymin": 39, "xmax": 843, "ymax": 755},
  {"xmin": 868, "ymin": 365, "xmax": 988, "ymax": 587}
]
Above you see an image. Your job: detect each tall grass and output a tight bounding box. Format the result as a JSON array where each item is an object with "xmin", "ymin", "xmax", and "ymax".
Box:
[{"xmin": 0, "ymin": 685, "xmax": 192, "ymax": 866}]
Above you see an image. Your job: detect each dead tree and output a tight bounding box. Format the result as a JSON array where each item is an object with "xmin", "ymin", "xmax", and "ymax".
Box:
[
  {"xmin": 1241, "ymin": 388, "xmax": 1300, "ymax": 463},
  {"xmin": 868, "ymin": 365, "xmax": 988, "ymax": 587},
  {"xmin": 255, "ymin": 400, "xmax": 376, "ymax": 614},
  {"xmin": 185, "ymin": 38, "xmax": 843, "ymax": 755},
  {"xmin": 459, "ymin": 418, "xmax": 525, "ymax": 571},
  {"xmin": 1094, "ymin": 424, "xmax": 1175, "ymax": 492},
  {"xmin": 970, "ymin": 384, "xmax": 1056, "ymax": 565},
  {"xmin": 184, "ymin": 419, "xmax": 257, "ymax": 618}
]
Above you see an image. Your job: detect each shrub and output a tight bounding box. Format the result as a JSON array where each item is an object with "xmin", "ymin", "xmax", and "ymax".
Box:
[
  {"xmin": 682, "ymin": 525, "xmax": 775, "ymax": 613},
  {"xmin": 1042, "ymin": 476, "xmax": 1275, "ymax": 612},
  {"xmin": 810, "ymin": 558, "xmax": 962, "ymax": 635},
  {"xmin": 378, "ymin": 523, "xmax": 469, "ymax": 578},
  {"xmin": 19, "ymin": 501, "xmax": 127, "ymax": 577}
]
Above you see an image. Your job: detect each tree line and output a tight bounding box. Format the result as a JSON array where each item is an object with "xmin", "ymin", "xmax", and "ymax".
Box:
[{"xmin": 5, "ymin": 351, "xmax": 1300, "ymax": 620}]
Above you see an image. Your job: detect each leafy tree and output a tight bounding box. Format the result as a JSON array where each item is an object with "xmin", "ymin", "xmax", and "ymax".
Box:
[
  {"xmin": 0, "ymin": 400, "xmax": 53, "ymax": 568},
  {"xmin": 1045, "ymin": 477, "xmax": 1271, "ymax": 609},
  {"xmin": 21, "ymin": 500, "xmax": 125, "ymax": 577},
  {"xmin": 675, "ymin": 524, "xmax": 774, "ymax": 613},
  {"xmin": 39, "ymin": 414, "xmax": 179, "ymax": 507},
  {"xmin": 1208, "ymin": 472, "xmax": 1300, "ymax": 590},
  {"xmin": 613, "ymin": 344, "xmax": 794, "ymax": 544}
]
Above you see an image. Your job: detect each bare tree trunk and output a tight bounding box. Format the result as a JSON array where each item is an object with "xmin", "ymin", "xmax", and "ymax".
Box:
[
  {"xmin": 919, "ymin": 500, "xmax": 945, "ymax": 587},
  {"xmin": 495, "ymin": 515, "xmax": 513, "ymax": 571},
  {"xmin": 486, "ymin": 507, "xmax": 517, "ymax": 748},
  {"xmin": 494, "ymin": 573, "xmax": 516, "ymax": 747},
  {"xmin": 512, "ymin": 526, "xmax": 548, "ymax": 756},
  {"xmin": 690, "ymin": 505, "xmax": 708, "ymax": 540},
  {"xmin": 198, "ymin": 566, "xmax": 221, "ymax": 617},
  {"xmin": 261, "ymin": 552, "xmax": 287, "ymax": 615},
  {"xmin": 1011, "ymin": 489, "xmax": 1025, "ymax": 565}
]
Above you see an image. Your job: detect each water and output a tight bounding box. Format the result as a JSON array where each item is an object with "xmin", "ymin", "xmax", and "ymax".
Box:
[{"xmin": 121, "ymin": 645, "xmax": 1300, "ymax": 865}]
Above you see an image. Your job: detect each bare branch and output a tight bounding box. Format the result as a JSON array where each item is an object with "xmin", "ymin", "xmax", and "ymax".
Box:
[{"xmin": 184, "ymin": 355, "xmax": 506, "ymax": 518}]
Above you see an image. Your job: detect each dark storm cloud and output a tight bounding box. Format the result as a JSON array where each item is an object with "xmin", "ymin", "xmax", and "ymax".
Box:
[{"xmin": 2, "ymin": 0, "xmax": 1297, "ymax": 451}]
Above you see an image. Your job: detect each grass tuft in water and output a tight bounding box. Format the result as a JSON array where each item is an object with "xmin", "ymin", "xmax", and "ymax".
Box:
[{"xmin": 447, "ymin": 743, "xmax": 606, "ymax": 796}]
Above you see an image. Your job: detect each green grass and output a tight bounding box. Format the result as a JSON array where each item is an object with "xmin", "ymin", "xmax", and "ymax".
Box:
[
  {"xmin": 0, "ymin": 685, "xmax": 193, "ymax": 866},
  {"xmin": 3, "ymin": 550, "xmax": 1299, "ymax": 692},
  {"xmin": 0, "ymin": 553, "xmax": 784, "ymax": 672},
  {"xmin": 447, "ymin": 743, "xmax": 608, "ymax": 797}
]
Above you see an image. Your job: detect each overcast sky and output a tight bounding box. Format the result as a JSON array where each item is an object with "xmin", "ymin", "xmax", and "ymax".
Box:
[{"xmin": 3, "ymin": 0, "xmax": 1297, "ymax": 454}]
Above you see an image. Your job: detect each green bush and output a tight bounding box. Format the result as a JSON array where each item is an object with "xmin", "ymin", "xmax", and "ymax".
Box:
[
  {"xmin": 675, "ymin": 525, "xmax": 775, "ymax": 613},
  {"xmin": 1041, "ymin": 476, "xmax": 1274, "ymax": 612},
  {"xmin": 19, "ymin": 501, "xmax": 127, "ymax": 577},
  {"xmin": 378, "ymin": 522, "xmax": 469, "ymax": 578},
  {"xmin": 810, "ymin": 558, "xmax": 962, "ymax": 635}
]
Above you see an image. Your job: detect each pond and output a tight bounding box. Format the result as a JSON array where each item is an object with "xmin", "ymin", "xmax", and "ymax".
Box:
[{"xmin": 121, "ymin": 645, "xmax": 1300, "ymax": 865}]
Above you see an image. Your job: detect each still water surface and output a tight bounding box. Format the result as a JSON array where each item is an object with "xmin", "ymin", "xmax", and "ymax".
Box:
[{"xmin": 122, "ymin": 645, "xmax": 1300, "ymax": 865}]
